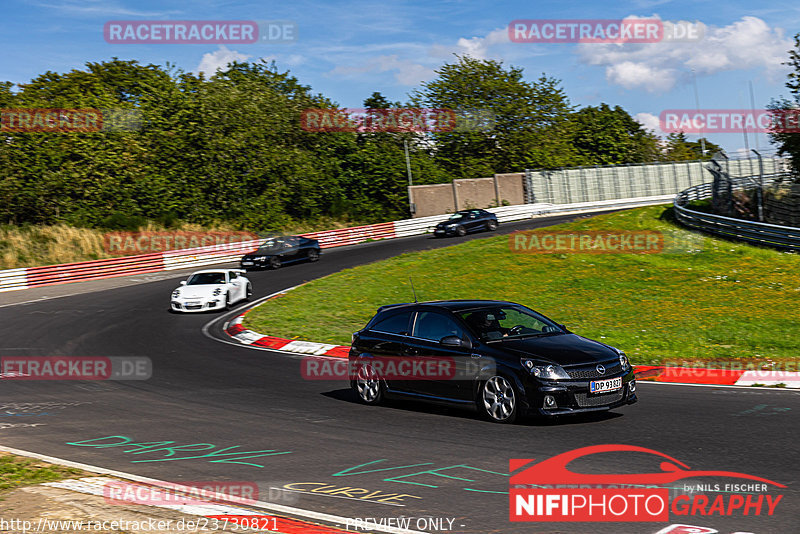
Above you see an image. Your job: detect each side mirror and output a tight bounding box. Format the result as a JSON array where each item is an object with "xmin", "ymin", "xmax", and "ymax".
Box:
[
  {"xmin": 558, "ymin": 324, "xmax": 568, "ymax": 332},
  {"xmin": 180, "ymin": 281, "xmax": 187, "ymax": 286},
  {"xmin": 440, "ymin": 335, "xmax": 469, "ymax": 348}
]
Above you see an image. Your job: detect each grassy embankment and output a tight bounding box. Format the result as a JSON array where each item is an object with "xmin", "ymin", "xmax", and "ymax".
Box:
[
  {"xmin": 243, "ymin": 205, "xmax": 800, "ymax": 365},
  {"xmin": 0, "ymin": 217, "xmax": 361, "ymax": 270}
]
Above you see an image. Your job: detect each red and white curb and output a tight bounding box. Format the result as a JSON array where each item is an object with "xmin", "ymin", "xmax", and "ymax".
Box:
[
  {"xmin": 226, "ymin": 316, "xmax": 349, "ymax": 358},
  {"xmin": 634, "ymin": 366, "xmax": 800, "ymax": 388},
  {"xmin": 224, "ymin": 288, "xmax": 350, "ymax": 359}
]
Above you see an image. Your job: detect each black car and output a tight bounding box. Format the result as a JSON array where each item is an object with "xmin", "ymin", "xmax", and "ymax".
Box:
[
  {"xmin": 432, "ymin": 209, "xmax": 498, "ymax": 237},
  {"xmin": 240, "ymin": 236, "xmax": 321, "ymax": 270},
  {"xmin": 349, "ymin": 300, "xmax": 636, "ymax": 424}
]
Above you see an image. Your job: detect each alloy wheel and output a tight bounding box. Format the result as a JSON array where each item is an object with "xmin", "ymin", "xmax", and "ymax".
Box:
[{"xmin": 482, "ymin": 375, "xmax": 517, "ymax": 423}]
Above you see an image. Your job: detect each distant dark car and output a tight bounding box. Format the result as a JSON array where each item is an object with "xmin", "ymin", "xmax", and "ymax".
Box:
[
  {"xmin": 432, "ymin": 209, "xmax": 498, "ymax": 237},
  {"xmin": 349, "ymin": 300, "xmax": 636, "ymax": 424},
  {"xmin": 240, "ymin": 236, "xmax": 321, "ymax": 270}
]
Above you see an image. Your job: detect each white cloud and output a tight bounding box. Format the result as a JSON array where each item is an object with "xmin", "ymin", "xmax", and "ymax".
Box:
[
  {"xmin": 634, "ymin": 112, "xmax": 662, "ymax": 134},
  {"xmin": 196, "ymin": 47, "xmax": 251, "ymax": 77},
  {"xmin": 325, "ymin": 27, "xmax": 519, "ymax": 87},
  {"xmin": 430, "ymin": 28, "xmax": 510, "ymax": 60},
  {"xmin": 328, "ymin": 54, "xmax": 435, "ymax": 86},
  {"xmin": 577, "ymin": 16, "xmax": 793, "ymax": 93}
]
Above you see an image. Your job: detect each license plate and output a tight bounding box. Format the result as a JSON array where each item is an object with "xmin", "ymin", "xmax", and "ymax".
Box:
[
  {"xmin": 186, "ymin": 301, "xmax": 200, "ymax": 306},
  {"xmin": 590, "ymin": 377, "xmax": 622, "ymax": 393},
  {"xmin": 434, "ymin": 229, "xmax": 444, "ymax": 233},
  {"xmin": 242, "ymin": 261, "xmax": 253, "ymax": 265}
]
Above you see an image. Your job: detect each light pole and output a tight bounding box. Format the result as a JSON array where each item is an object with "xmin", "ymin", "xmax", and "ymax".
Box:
[
  {"xmin": 404, "ymin": 139, "xmax": 415, "ymax": 216},
  {"xmin": 692, "ymin": 69, "xmax": 707, "ymax": 157}
]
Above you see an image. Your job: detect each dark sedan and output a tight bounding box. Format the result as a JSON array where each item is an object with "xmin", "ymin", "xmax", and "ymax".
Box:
[
  {"xmin": 240, "ymin": 236, "xmax": 321, "ymax": 270},
  {"xmin": 349, "ymin": 300, "xmax": 636, "ymax": 423},
  {"xmin": 432, "ymin": 209, "xmax": 498, "ymax": 237}
]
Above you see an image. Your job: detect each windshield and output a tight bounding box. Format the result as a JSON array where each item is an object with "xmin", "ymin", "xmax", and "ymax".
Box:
[
  {"xmin": 457, "ymin": 306, "xmax": 563, "ymax": 341},
  {"xmin": 257, "ymin": 238, "xmax": 284, "ymax": 252},
  {"xmin": 448, "ymin": 213, "xmax": 467, "ymax": 220},
  {"xmin": 186, "ymin": 272, "xmax": 226, "ymax": 285}
]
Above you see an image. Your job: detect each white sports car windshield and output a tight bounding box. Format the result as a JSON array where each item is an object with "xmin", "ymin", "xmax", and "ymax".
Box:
[{"xmin": 186, "ymin": 273, "xmax": 225, "ymax": 285}]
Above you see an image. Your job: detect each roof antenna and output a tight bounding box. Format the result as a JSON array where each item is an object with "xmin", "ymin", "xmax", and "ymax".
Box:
[{"xmin": 409, "ymin": 276, "xmax": 418, "ymax": 303}]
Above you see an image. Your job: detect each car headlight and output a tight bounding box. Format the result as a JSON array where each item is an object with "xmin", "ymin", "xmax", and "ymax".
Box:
[
  {"xmin": 446, "ymin": 223, "xmax": 458, "ymax": 228},
  {"xmin": 617, "ymin": 350, "xmax": 631, "ymax": 372},
  {"xmin": 521, "ymin": 359, "xmax": 570, "ymax": 380},
  {"xmin": 172, "ymin": 290, "xmax": 180, "ymax": 298},
  {"xmin": 611, "ymin": 348, "xmax": 630, "ymax": 371},
  {"xmin": 212, "ymin": 288, "xmax": 222, "ymax": 296},
  {"xmin": 257, "ymin": 256, "xmax": 267, "ymax": 261}
]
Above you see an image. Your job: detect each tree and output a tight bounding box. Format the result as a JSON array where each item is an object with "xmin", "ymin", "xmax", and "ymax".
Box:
[
  {"xmin": 768, "ymin": 33, "xmax": 800, "ymax": 173},
  {"xmin": 411, "ymin": 56, "xmax": 579, "ymax": 177},
  {"xmin": 569, "ymin": 103, "xmax": 660, "ymax": 165},
  {"xmin": 663, "ymin": 132, "xmax": 721, "ymax": 161}
]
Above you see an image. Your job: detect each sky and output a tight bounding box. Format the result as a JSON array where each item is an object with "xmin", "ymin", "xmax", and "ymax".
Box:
[{"xmin": 2, "ymin": 0, "xmax": 799, "ymax": 159}]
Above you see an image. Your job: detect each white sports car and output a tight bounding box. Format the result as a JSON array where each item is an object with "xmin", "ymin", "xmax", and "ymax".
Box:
[{"xmin": 170, "ymin": 269, "xmax": 252, "ymax": 313}]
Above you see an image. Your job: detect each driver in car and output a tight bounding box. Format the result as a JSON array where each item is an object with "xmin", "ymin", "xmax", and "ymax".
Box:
[{"xmin": 466, "ymin": 311, "xmax": 508, "ymax": 340}]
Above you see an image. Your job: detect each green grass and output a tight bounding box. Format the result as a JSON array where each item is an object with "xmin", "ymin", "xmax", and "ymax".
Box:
[
  {"xmin": 243, "ymin": 206, "xmax": 800, "ymax": 365},
  {"xmin": 0, "ymin": 453, "xmax": 86, "ymax": 494}
]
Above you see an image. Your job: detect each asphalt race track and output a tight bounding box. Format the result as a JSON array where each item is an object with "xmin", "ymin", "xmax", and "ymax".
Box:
[{"xmin": 1, "ymin": 211, "xmax": 798, "ymax": 534}]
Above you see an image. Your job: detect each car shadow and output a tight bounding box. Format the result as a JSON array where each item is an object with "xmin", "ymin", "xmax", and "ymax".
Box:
[{"xmin": 321, "ymin": 388, "xmax": 626, "ymax": 426}]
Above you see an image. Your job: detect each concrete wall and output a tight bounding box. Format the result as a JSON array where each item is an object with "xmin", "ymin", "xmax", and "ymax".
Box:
[
  {"xmin": 409, "ymin": 173, "xmax": 526, "ymax": 218},
  {"xmin": 408, "ymin": 182, "xmax": 456, "ymax": 218}
]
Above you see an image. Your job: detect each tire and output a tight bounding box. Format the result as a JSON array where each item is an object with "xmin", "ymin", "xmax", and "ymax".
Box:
[
  {"xmin": 224, "ymin": 292, "xmax": 231, "ymax": 310},
  {"xmin": 354, "ymin": 362, "xmax": 383, "ymax": 405},
  {"xmin": 307, "ymin": 249, "xmax": 320, "ymax": 262},
  {"xmin": 269, "ymin": 256, "xmax": 281, "ymax": 269},
  {"xmin": 245, "ymin": 283, "xmax": 252, "ymax": 300},
  {"xmin": 480, "ymin": 375, "xmax": 518, "ymax": 423},
  {"xmin": 486, "ymin": 219, "xmax": 498, "ymax": 231},
  {"xmin": 455, "ymin": 225, "xmax": 467, "ymax": 237}
]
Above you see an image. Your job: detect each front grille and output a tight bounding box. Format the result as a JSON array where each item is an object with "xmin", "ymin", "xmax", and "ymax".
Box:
[
  {"xmin": 566, "ymin": 361, "xmax": 621, "ymax": 379},
  {"xmin": 574, "ymin": 389, "xmax": 624, "ymax": 407},
  {"xmin": 185, "ymin": 305, "xmax": 202, "ymax": 310}
]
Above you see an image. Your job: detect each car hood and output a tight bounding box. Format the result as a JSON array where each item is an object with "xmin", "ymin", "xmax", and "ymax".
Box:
[
  {"xmin": 175, "ymin": 285, "xmax": 223, "ymax": 298},
  {"xmin": 436, "ymin": 220, "xmax": 461, "ymax": 228},
  {"xmin": 243, "ymin": 252, "xmax": 274, "ymax": 259},
  {"xmin": 497, "ymin": 334, "xmax": 617, "ymax": 366}
]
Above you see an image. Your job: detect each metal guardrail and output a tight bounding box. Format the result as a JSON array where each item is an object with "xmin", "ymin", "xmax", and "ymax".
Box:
[{"xmin": 674, "ymin": 173, "xmax": 800, "ymax": 251}]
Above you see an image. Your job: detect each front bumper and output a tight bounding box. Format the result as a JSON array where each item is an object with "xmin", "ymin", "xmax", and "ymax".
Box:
[
  {"xmin": 240, "ymin": 258, "xmax": 268, "ymax": 269},
  {"xmin": 171, "ymin": 298, "xmax": 225, "ymax": 312},
  {"xmin": 521, "ymin": 372, "xmax": 637, "ymax": 416},
  {"xmin": 433, "ymin": 227, "xmax": 457, "ymax": 237}
]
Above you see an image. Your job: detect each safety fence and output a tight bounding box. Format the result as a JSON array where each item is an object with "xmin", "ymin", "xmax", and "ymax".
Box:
[
  {"xmin": 674, "ymin": 173, "xmax": 800, "ymax": 251},
  {"xmin": 0, "ymin": 195, "xmax": 678, "ymax": 293},
  {"xmin": 525, "ymin": 156, "xmax": 788, "ymax": 205}
]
